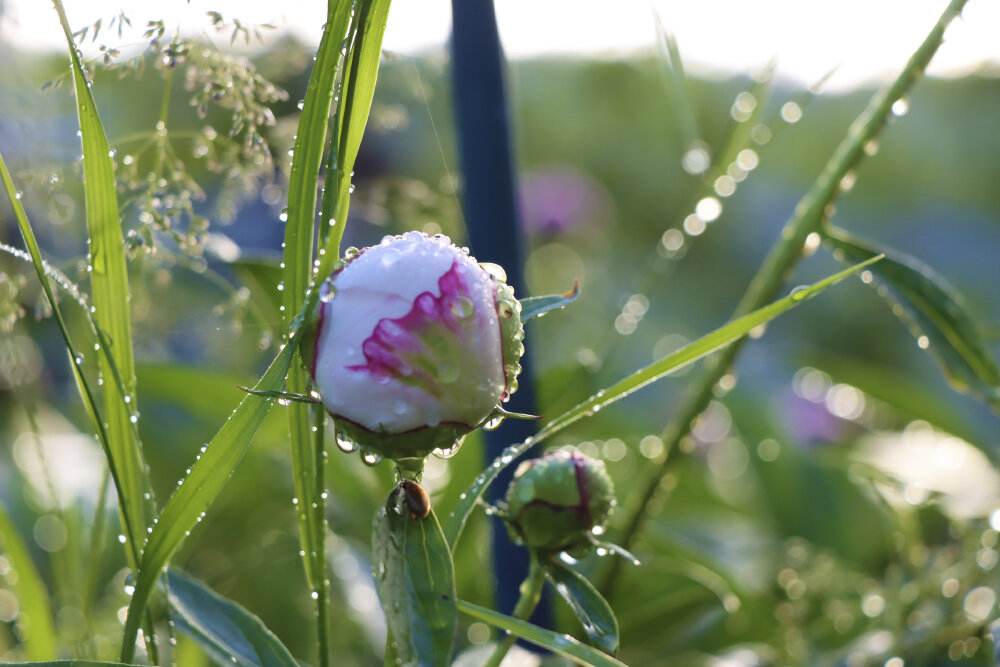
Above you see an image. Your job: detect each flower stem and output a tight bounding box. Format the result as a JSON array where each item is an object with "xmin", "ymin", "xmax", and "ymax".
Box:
[
  {"xmin": 598, "ymin": 0, "xmax": 970, "ymax": 595},
  {"xmin": 484, "ymin": 554, "xmax": 546, "ymax": 667}
]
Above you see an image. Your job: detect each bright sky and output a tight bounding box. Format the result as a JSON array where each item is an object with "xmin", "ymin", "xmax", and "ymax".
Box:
[{"xmin": 1, "ymin": 0, "xmax": 998, "ymax": 90}]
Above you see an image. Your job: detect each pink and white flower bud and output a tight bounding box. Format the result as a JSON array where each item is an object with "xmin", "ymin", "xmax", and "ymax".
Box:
[{"xmin": 310, "ymin": 232, "xmax": 524, "ymax": 462}]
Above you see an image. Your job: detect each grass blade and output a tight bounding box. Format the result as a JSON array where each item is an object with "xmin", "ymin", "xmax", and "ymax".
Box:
[
  {"xmin": 1, "ymin": 152, "xmax": 142, "ymax": 564},
  {"xmin": 278, "ymin": 4, "xmax": 353, "ymax": 664},
  {"xmin": 322, "ymin": 0, "xmax": 393, "ymax": 258},
  {"xmin": 823, "ymin": 224, "xmax": 1000, "ymax": 408},
  {"xmin": 444, "ymin": 256, "xmax": 882, "ymax": 548},
  {"xmin": 280, "ymin": 0, "xmax": 353, "ymax": 327},
  {"xmin": 3, "ymin": 663, "xmax": 135, "ymax": 666},
  {"xmin": 120, "ymin": 339, "xmax": 298, "ymax": 663},
  {"xmin": 0, "ymin": 503, "xmax": 57, "ymax": 661},
  {"xmin": 51, "ymin": 1, "xmax": 149, "ymax": 561},
  {"xmin": 653, "ymin": 11, "xmax": 700, "ymax": 151},
  {"xmin": 168, "ymin": 570, "xmax": 298, "ymax": 667},
  {"xmin": 457, "ymin": 600, "xmax": 629, "ymax": 667},
  {"xmin": 373, "ymin": 486, "xmax": 457, "ymax": 667}
]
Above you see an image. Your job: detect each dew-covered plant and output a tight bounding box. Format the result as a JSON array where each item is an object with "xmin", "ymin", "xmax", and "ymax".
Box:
[{"xmin": 1, "ymin": 0, "xmax": 998, "ymax": 665}]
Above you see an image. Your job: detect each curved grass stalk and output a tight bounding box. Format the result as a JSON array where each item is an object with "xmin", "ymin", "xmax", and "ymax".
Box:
[{"xmin": 599, "ymin": 0, "xmax": 971, "ymax": 594}]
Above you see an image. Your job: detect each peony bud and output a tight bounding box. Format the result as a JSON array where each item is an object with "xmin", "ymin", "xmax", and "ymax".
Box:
[
  {"xmin": 502, "ymin": 450, "xmax": 615, "ymax": 556},
  {"xmin": 310, "ymin": 232, "xmax": 524, "ymax": 463}
]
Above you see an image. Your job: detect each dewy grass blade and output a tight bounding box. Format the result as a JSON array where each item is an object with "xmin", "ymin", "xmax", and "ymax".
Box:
[
  {"xmin": 323, "ymin": 0, "xmax": 393, "ymax": 258},
  {"xmin": 444, "ymin": 256, "xmax": 882, "ymax": 549},
  {"xmin": 2, "ymin": 662, "xmax": 136, "ymax": 666},
  {"xmin": 456, "ymin": 601, "xmax": 629, "ymax": 667},
  {"xmin": 279, "ymin": 4, "xmax": 353, "ymax": 664},
  {"xmin": 281, "ymin": 0, "xmax": 353, "ymax": 326},
  {"xmin": 653, "ymin": 11, "xmax": 700, "ymax": 152},
  {"xmin": 1, "ymin": 151, "xmax": 140, "ymax": 564},
  {"xmin": 120, "ymin": 339, "xmax": 298, "ymax": 663},
  {"xmin": 0, "ymin": 503, "xmax": 57, "ymax": 661},
  {"xmin": 51, "ymin": 0, "xmax": 150, "ymax": 563},
  {"xmin": 599, "ymin": 0, "xmax": 971, "ymax": 591}
]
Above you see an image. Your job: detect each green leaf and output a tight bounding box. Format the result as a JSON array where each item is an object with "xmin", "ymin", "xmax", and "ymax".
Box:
[
  {"xmin": 0, "ymin": 503, "xmax": 57, "ymax": 661},
  {"xmin": 3, "ymin": 662, "xmax": 137, "ymax": 666},
  {"xmin": 1, "ymin": 152, "xmax": 143, "ymax": 567},
  {"xmin": 280, "ymin": 0, "xmax": 353, "ymax": 327},
  {"xmin": 120, "ymin": 340, "xmax": 298, "ymax": 663},
  {"xmin": 52, "ymin": 0, "xmax": 150, "ymax": 557},
  {"xmin": 278, "ymin": 5, "xmax": 354, "ymax": 658},
  {"xmin": 653, "ymin": 12, "xmax": 700, "ymax": 151},
  {"xmin": 322, "ymin": 0, "xmax": 394, "ymax": 258},
  {"xmin": 167, "ymin": 570, "xmax": 298, "ymax": 667},
  {"xmin": 540, "ymin": 557, "xmax": 619, "ymax": 656},
  {"xmin": 823, "ymin": 224, "xmax": 1000, "ymax": 407},
  {"xmin": 373, "ymin": 485, "xmax": 457, "ymax": 667},
  {"xmin": 520, "ymin": 282, "xmax": 580, "ymax": 322},
  {"xmin": 444, "ymin": 255, "xmax": 882, "ymax": 549},
  {"xmin": 456, "ymin": 600, "xmax": 630, "ymax": 667}
]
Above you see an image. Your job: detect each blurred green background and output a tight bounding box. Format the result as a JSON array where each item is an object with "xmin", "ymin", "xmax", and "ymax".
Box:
[{"xmin": 1, "ymin": 20, "xmax": 1000, "ymax": 666}]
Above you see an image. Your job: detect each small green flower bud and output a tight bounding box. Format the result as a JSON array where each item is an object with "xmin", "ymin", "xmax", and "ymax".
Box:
[{"xmin": 503, "ymin": 450, "xmax": 615, "ymax": 555}]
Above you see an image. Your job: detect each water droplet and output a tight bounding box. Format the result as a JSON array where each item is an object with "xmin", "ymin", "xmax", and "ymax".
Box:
[
  {"xmin": 361, "ymin": 449, "xmax": 382, "ymax": 466},
  {"xmin": 484, "ymin": 415, "xmax": 505, "ymax": 431},
  {"xmin": 448, "ymin": 296, "xmax": 474, "ymax": 319},
  {"xmin": 432, "ymin": 436, "xmax": 465, "ymax": 459},
  {"xmin": 336, "ymin": 432, "xmax": 358, "ymax": 453},
  {"xmin": 380, "ymin": 248, "xmax": 402, "ymax": 267},
  {"xmin": 789, "ymin": 285, "xmax": 809, "ymax": 301},
  {"xmin": 479, "ymin": 262, "xmax": 507, "ymax": 282},
  {"xmin": 891, "ymin": 97, "xmax": 910, "ymax": 117}
]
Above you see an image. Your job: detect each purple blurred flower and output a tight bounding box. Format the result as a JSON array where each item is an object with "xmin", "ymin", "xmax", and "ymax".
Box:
[{"xmin": 519, "ymin": 167, "xmax": 609, "ymax": 237}]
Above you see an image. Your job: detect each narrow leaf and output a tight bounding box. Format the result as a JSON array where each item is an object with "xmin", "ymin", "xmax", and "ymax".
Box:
[
  {"xmin": 1, "ymin": 152, "xmax": 140, "ymax": 559},
  {"xmin": 456, "ymin": 600, "xmax": 629, "ymax": 667},
  {"xmin": 277, "ymin": 5, "xmax": 353, "ymax": 658},
  {"xmin": 824, "ymin": 224, "xmax": 1000, "ymax": 407},
  {"xmin": 0, "ymin": 504, "xmax": 57, "ymax": 661},
  {"xmin": 324, "ymin": 0, "xmax": 394, "ymax": 257},
  {"xmin": 52, "ymin": 1, "xmax": 150, "ymax": 556},
  {"xmin": 373, "ymin": 485, "xmax": 457, "ymax": 667},
  {"xmin": 280, "ymin": 0, "xmax": 353, "ymax": 327},
  {"xmin": 167, "ymin": 570, "xmax": 298, "ymax": 667},
  {"xmin": 445, "ymin": 256, "xmax": 882, "ymax": 548},
  {"xmin": 520, "ymin": 282, "xmax": 580, "ymax": 322},
  {"xmin": 121, "ymin": 340, "xmax": 297, "ymax": 663},
  {"xmin": 653, "ymin": 12, "xmax": 700, "ymax": 151},
  {"xmin": 3, "ymin": 662, "xmax": 136, "ymax": 666},
  {"xmin": 540, "ymin": 557, "xmax": 619, "ymax": 656}
]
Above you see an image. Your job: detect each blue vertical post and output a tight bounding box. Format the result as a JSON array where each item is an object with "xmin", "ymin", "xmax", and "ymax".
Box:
[{"xmin": 449, "ymin": 0, "xmax": 550, "ymax": 627}]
